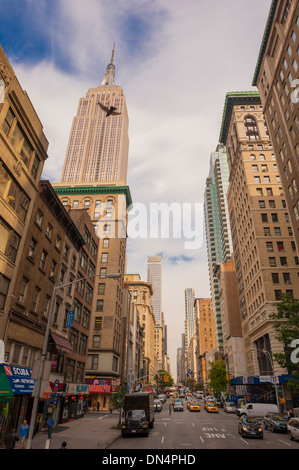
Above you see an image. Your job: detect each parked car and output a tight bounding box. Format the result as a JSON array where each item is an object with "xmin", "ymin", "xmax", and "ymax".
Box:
[
  {"xmin": 154, "ymin": 399, "xmax": 162, "ymax": 412},
  {"xmin": 224, "ymin": 402, "xmax": 237, "ymax": 413},
  {"xmin": 263, "ymin": 413, "xmax": 288, "ymax": 433},
  {"xmin": 188, "ymin": 402, "xmax": 200, "ymax": 412},
  {"xmin": 205, "ymin": 402, "xmax": 218, "ymax": 413},
  {"xmin": 288, "ymin": 417, "xmax": 299, "ymax": 441},
  {"xmin": 173, "ymin": 401, "xmax": 184, "ymax": 411},
  {"xmin": 237, "ymin": 403, "xmax": 278, "ymax": 418},
  {"xmin": 238, "ymin": 416, "xmax": 263, "ymax": 438}
]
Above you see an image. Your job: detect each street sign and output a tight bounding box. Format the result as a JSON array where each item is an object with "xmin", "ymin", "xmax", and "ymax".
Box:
[{"xmin": 66, "ymin": 310, "xmax": 74, "ymax": 328}]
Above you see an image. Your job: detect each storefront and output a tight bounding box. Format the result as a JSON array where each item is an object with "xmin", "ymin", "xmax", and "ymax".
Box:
[
  {"xmin": 0, "ymin": 364, "xmax": 35, "ymax": 445},
  {"xmin": 61, "ymin": 383, "xmax": 89, "ymax": 422},
  {"xmin": 85, "ymin": 377, "xmax": 119, "ymax": 411}
]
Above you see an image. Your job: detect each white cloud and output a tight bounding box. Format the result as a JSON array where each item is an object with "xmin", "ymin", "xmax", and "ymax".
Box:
[{"xmin": 8, "ymin": 0, "xmax": 272, "ymax": 379}]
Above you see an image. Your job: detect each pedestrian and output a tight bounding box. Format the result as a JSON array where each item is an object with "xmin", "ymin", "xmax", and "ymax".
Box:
[
  {"xmin": 169, "ymin": 404, "xmax": 172, "ymax": 415},
  {"xmin": 97, "ymin": 401, "xmax": 100, "ymax": 411},
  {"xmin": 4, "ymin": 428, "xmax": 19, "ymax": 449},
  {"xmin": 19, "ymin": 419, "xmax": 29, "ymax": 449},
  {"xmin": 60, "ymin": 441, "xmax": 67, "ymax": 449}
]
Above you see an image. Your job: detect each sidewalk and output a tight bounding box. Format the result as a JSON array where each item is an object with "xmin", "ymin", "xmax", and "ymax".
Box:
[{"xmin": 1, "ymin": 411, "xmax": 122, "ymax": 450}]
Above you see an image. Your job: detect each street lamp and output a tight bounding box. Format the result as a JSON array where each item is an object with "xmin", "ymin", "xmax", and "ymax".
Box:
[
  {"xmin": 251, "ymin": 347, "xmax": 280, "ymax": 412},
  {"xmin": 26, "ymin": 272, "xmax": 121, "ymax": 449}
]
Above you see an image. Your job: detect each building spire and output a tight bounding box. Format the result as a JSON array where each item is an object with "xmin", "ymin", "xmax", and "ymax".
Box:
[{"xmin": 101, "ymin": 44, "xmax": 116, "ymax": 86}]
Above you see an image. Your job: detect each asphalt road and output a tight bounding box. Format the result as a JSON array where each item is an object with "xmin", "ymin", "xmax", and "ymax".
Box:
[{"xmin": 108, "ymin": 398, "xmax": 299, "ymax": 450}]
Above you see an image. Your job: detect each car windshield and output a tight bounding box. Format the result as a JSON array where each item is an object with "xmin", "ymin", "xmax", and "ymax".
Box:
[
  {"xmin": 127, "ymin": 410, "xmax": 145, "ymax": 418},
  {"xmin": 272, "ymin": 415, "xmax": 287, "ymax": 422},
  {"xmin": 227, "ymin": 402, "xmax": 235, "ymax": 406},
  {"xmin": 246, "ymin": 418, "xmax": 258, "ymax": 424}
]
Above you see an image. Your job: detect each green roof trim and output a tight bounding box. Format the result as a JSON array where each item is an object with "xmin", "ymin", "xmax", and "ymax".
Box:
[
  {"xmin": 53, "ymin": 184, "xmax": 133, "ymax": 208},
  {"xmin": 252, "ymin": 0, "xmax": 279, "ymax": 86},
  {"xmin": 219, "ymin": 91, "xmax": 261, "ymax": 145}
]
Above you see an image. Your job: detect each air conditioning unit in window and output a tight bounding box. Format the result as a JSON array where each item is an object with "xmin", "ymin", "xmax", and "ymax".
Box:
[{"xmin": 19, "ymin": 295, "xmax": 24, "ymax": 304}]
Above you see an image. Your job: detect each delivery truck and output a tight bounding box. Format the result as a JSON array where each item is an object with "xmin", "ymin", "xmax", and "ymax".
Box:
[{"xmin": 121, "ymin": 392, "xmax": 154, "ymax": 437}]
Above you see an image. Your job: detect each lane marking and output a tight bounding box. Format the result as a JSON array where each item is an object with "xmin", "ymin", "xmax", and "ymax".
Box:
[
  {"xmin": 240, "ymin": 438, "xmax": 249, "ymax": 445},
  {"xmin": 278, "ymin": 439, "xmax": 292, "ymax": 447}
]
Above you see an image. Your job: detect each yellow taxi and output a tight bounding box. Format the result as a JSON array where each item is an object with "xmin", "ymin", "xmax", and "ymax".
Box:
[
  {"xmin": 188, "ymin": 402, "xmax": 201, "ymax": 412},
  {"xmin": 205, "ymin": 402, "xmax": 218, "ymax": 413}
]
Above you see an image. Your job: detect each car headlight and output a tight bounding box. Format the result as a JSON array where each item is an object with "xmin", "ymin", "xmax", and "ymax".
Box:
[
  {"xmin": 242, "ymin": 426, "xmax": 248, "ymax": 431},
  {"xmin": 258, "ymin": 428, "xmax": 263, "ymax": 432}
]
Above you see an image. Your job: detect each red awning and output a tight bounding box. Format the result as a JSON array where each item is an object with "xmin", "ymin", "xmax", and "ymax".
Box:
[
  {"xmin": 50, "ymin": 333, "xmax": 73, "ymax": 352},
  {"xmin": 89, "ymin": 384, "xmax": 111, "ymax": 394}
]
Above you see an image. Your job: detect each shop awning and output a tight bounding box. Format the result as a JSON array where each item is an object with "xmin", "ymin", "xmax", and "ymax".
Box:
[
  {"xmin": 89, "ymin": 384, "xmax": 111, "ymax": 394},
  {"xmin": 50, "ymin": 333, "xmax": 73, "ymax": 352}
]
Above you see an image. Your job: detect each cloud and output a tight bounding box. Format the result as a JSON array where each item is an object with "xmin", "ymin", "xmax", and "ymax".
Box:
[{"xmin": 1, "ymin": 0, "xmax": 273, "ymax": 378}]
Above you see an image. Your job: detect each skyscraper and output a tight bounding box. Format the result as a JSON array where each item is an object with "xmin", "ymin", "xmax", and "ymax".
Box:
[
  {"xmin": 147, "ymin": 256, "xmax": 162, "ymax": 324},
  {"xmin": 60, "ymin": 45, "xmax": 129, "ymax": 185},
  {"xmin": 53, "ymin": 47, "xmax": 132, "ymax": 400},
  {"xmin": 204, "ymin": 144, "xmax": 232, "ymax": 350},
  {"xmin": 184, "ymin": 288, "xmax": 195, "ymax": 360},
  {"xmin": 219, "ymin": 91, "xmax": 299, "ymax": 379},
  {"xmin": 252, "ymin": 0, "xmax": 299, "ymax": 252}
]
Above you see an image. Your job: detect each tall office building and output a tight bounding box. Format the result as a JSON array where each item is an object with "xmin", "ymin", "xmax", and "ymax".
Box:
[
  {"xmin": 219, "ymin": 91, "xmax": 299, "ymax": 378},
  {"xmin": 204, "ymin": 144, "xmax": 232, "ymax": 350},
  {"xmin": 60, "ymin": 45, "xmax": 129, "ymax": 185},
  {"xmin": 252, "ymin": 0, "xmax": 299, "ymax": 252},
  {"xmin": 147, "ymin": 256, "xmax": 162, "ymax": 324},
  {"xmin": 184, "ymin": 288, "xmax": 195, "ymax": 360},
  {"xmin": 53, "ymin": 47, "xmax": 132, "ymax": 401}
]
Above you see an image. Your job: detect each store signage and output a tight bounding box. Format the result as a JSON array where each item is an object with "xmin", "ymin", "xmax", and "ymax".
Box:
[{"xmin": 3, "ymin": 365, "xmax": 35, "ymax": 394}]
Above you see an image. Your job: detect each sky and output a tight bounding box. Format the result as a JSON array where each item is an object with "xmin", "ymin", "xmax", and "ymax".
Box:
[{"xmin": 0, "ymin": 0, "xmax": 272, "ymax": 379}]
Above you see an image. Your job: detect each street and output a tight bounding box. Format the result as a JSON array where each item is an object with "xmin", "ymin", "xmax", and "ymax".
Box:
[{"xmin": 107, "ymin": 398, "xmax": 298, "ymax": 451}]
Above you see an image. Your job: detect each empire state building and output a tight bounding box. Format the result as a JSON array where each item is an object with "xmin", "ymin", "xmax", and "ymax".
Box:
[
  {"xmin": 60, "ymin": 45, "xmax": 129, "ymax": 185},
  {"xmin": 53, "ymin": 47, "xmax": 132, "ymax": 388}
]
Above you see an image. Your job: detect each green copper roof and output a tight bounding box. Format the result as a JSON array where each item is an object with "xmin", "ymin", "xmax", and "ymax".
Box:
[
  {"xmin": 252, "ymin": 0, "xmax": 279, "ymax": 86},
  {"xmin": 53, "ymin": 184, "xmax": 133, "ymax": 208},
  {"xmin": 219, "ymin": 91, "xmax": 261, "ymax": 145}
]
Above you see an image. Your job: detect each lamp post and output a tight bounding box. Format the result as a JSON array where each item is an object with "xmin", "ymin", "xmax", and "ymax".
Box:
[
  {"xmin": 251, "ymin": 347, "xmax": 280, "ymax": 412},
  {"xmin": 26, "ymin": 272, "xmax": 121, "ymax": 449}
]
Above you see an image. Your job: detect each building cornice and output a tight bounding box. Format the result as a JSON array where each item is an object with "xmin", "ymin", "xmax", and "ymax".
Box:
[
  {"xmin": 252, "ymin": 0, "xmax": 279, "ymax": 86},
  {"xmin": 53, "ymin": 184, "xmax": 133, "ymax": 208}
]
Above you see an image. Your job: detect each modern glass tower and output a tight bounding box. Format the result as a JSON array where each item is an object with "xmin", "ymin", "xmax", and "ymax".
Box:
[{"xmin": 204, "ymin": 144, "xmax": 232, "ymax": 350}]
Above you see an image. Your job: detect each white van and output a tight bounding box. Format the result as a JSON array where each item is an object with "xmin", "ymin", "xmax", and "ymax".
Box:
[{"xmin": 237, "ymin": 403, "xmax": 278, "ymax": 417}]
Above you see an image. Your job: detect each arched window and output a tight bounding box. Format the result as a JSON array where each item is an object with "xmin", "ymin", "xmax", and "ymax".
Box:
[{"xmin": 244, "ymin": 116, "xmax": 259, "ymax": 140}]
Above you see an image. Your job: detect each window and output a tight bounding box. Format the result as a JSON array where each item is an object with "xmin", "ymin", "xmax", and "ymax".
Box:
[
  {"xmin": 274, "ymin": 227, "xmax": 281, "ymax": 236},
  {"xmin": 45, "ymin": 224, "xmax": 53, "ymax": 239},
  {"xmin": 274, "ymin": 290, "xmax": 282, "ymax": 300},
  {"xmin": 266, "ymin": 242, "xmax": 274, "ymax": 252},
  {"xmin": 269, "ymin": 257, "xmax": 276, "ymax": 267},
  {"xmin": 101, "ymin": 252, "xmax": 108, "ymax": 263},
  {"xmin": 277, "ymin": 242, "xmax": 285, "ymax": 252},
  {"xmin": 280, "ymin": 256, "xmax": 287, "ymax": 266},
  {"xmin": 0, "ymin": 218, "xmax": 20, "ymax": 263},
  {"xmin": 73, "ymin": 200, "xmax": 79, "ymax": 208},
  {"xmin": 244, "ymin": 116, "xmax": 259, "ymax": 140},
  {"xmin": 2, "ymin": 108, "xmax": 15, "ymax": 135},
  {"xmin": 35, "ymin": 210, "xmax": 43, "ymax": 227},
  {"xmin": 271, "ymin": 213, "xmax": 278, "ymax": 222},
  {"xmin": 96, "ymin": 299, "xmax": 104, "ymax": 312},
  {"xmin": 93, "ymin": 335, "xmax": 101, "ymax": 348},
  {"xmin": 98, "ymin": 283, "xmax": 105, "ymax": 295},
  {"xmin": 264, "ymin": 227, "xmax": 271, "ymax": 236},
  {"xmin": 103, "ymin": 238, "xmax": 109, "ymax": 248},
  {"xmin": 31, "ymin": 155, "xmax": 40, "ymax": 179},
  {"xmin": 39, "ymin": 250, "xmax": 47, "ymax": 270},
  {"xmin": 261, "ymin": 214, "xmax": 268, "ymax": 222},
  {"xmin": 11, "ymin": 123, "xmax": 33, "ymax": 167},
  {"xmin": 0, "ymin": 275, "xmax": 10, "ymax": 310},
  {"xmin": 100, "ymin": 268, "xmax": 107, "ymax": 278},
  {"xmin": 272, "ymin": 273, "xmax": 279, "ymax": 284},
  {"xmin": 31, "ymin": 286, "xmax": 40, "ymax": 312},
  {"xmin": 283, "ymin": 273, "xmax": 291, "ymax": 284},
  {"xmin": 95, "ymin": 317, "xmax": 102, "ymax": 329},
  {"xmin": 254, "ymin": 176, "xmax": 261, "ymax": 183},
  {"xmin": 259, "ymin": 200, "xmax": 266, "ymax": 208},
  {"xmin": 19, "ymin": 277, "xmax": 28, "ymax": 304}
]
